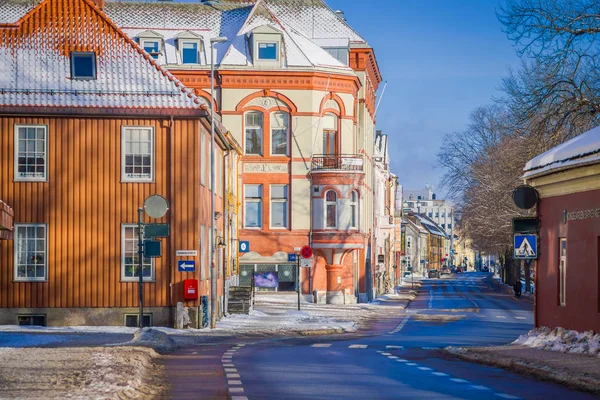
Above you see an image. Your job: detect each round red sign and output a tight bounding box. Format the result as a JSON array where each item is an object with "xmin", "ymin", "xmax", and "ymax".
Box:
[{"xmin": 300, "ymin": 245, "xmax": 313, "ymax": 259}]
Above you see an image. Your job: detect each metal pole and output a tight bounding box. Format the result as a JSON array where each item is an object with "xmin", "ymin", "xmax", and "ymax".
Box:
[
  {"xmin": 297, "ymin": 254, "xmax": 301, "ymax": 311},
  {"xmin": 137, "ymin": 207, "xmax": 144, "ymax": 328},
  {"xmin": 210, "ymin": 42, "xmax": 217, "ymax": 329}
]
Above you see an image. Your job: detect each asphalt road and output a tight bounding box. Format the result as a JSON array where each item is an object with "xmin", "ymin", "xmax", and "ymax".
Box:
[{"xmin": 224, "ymin": 272, "xmax": 596, "ymax": 400}]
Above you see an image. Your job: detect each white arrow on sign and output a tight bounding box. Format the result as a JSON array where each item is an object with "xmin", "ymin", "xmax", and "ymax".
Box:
[{"xmin": 178, "ymin": 261, "xmax": 196, "ymax": 271}]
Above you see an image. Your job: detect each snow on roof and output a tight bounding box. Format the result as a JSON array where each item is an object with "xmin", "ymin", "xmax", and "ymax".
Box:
[
  {"xmin": 414, "ymin": 214, "xmax": 447, "ymax": 237},
  {"xmin": 0, "ymin": 0, "xmax": 42, "ymax": 24},
  {"xmin": 523, "ymin": 125, "xmax": 600, "ymax": 178},
  {"xmin": 0, "ymin": 0, "xmax": 206, "ymax": 111},
  {"xmin": 104, "ymin": 0, "xmax": 355, "ymax": 70}
]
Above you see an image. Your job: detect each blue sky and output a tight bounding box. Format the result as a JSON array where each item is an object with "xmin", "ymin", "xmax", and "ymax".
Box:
[{"xmin": 327, "ymin": 0, "xmax": 521, "ymax": 195}]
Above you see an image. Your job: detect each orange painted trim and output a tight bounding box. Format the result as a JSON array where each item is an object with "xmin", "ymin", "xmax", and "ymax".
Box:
[
  {"xmin": 235, "ymin": 89, "xmax": 297, "ymax": 113},
  {"xmin": 319, "ymin": 186, "xmax": 342, "ymax": 199},
  {"xmin": 319, "ymin": 92, "xmax": 347, "ymax": 117}
]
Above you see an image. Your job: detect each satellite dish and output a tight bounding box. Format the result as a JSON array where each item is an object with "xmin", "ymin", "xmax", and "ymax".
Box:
[
  {"xmin": 512, "ymin": 185, "xmax": 539, "ymax": 210},
  {"xmin": 144, "ymin": 194, "xmax": 169, "ymax": 218}
]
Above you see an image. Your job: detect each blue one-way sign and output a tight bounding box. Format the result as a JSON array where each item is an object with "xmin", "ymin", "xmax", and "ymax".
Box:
[
  {"xmin": 514, "ymin": 234, "xmax": 537, "ymax": 259},
  {"xmin": 178, "ymin": 260, "xmax": 196, "ymax": 272}
]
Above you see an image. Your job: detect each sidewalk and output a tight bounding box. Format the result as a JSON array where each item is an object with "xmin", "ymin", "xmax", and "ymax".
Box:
[{"xmin": 444, "ymin": 345, "xmax": 600, "ymax": 394}]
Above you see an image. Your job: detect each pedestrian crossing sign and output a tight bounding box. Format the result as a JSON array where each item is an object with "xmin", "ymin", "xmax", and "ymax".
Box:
[{"xmin": 514, "ymin": 234, "xmax": 537, "ymax": 259}]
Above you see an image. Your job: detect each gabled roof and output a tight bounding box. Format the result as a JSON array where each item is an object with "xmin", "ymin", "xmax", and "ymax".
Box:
[
  {"xmin": 413, "ymin": 214, "xmax": 448, "ymax": 238},
  {"xmin": 523, "ymin": 125, "xmax": 600, "ymax": 179},
  {"xmin": 0, "ymin": 0, "xmax": 207, "ymax": 112},
  {"xmin": 102, "ymin": 0, "xmax": 356, "ymax": 71}
]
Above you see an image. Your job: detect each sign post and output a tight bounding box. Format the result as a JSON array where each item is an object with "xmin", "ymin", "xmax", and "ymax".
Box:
[{"xmin": 298, "ymin": 245, "xmax": 313, "ymax": 311}]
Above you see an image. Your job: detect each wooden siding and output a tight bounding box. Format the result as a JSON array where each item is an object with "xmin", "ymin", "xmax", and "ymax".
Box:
[{"xmin": 0, "ymin": 115, "xmax": 219, "ymax": 309}]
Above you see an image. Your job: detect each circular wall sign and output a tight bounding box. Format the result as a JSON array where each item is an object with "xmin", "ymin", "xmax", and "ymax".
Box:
[
  {"xmin": 512, "ymin": 185, "xmax": 539, "ymax": 210},
  {"xmin": 300, "ymin": 245, "xmax": 313, "ymax": 259},
  {"xmin": 144, "ymin": 194, "xmax": 169, "ymax": 218}
]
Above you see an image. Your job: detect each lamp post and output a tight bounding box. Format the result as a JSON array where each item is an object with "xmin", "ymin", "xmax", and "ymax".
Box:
[{"xmin": 210, "ymin": 36, "xmax": 228, "ymax": 329}]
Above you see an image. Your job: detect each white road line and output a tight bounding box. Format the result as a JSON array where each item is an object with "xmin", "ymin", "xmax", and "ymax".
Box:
[
  {"xmin": 311, "ymin": 343, "xmax": 332, "ymax": 348},
  {"xmin": 432, "ymin": 372, "xmax": 448, "ymax": 376},
  {"xmin": 429, "ymin": 288, "xmax": 433, "ymax": 308},
  {"xmin": 450, "ymin": 378, "xmax": 469, "ymax": 383},
  {"xmin": 223, "ymin": 364, "xmax": 235, "ymax": 367},
  {"xmin": 228, "ymin": 380, "xmax": 242, "ymax": 385},
  {"xmin": 224, "ymin": 368, "xmax": 237, "ymax": 373},
  {"xmin": 376, "ymin": 350, "xmax": 384, "ymax": 353},
  {"xmin": 495, "ymin": 394, "xmax": 521, "ymax": 399},
  {"xmin": 381, "ymin": 352, "xmax": 392, "ymax": 356},
  {"xmin": 231, "ymin": 397, "xmax": 249, "ymax": 400},
  {"xmin": 471, "ymin": 385, "xmax": 491, "ymax": 390},
  {"xmin": 388, "ymin": 315, "xmax": 411, "ymax": 334},
  {"xmin": 418, "ymin": 367, "xmax": 432, "ymax": 371},
  {"xmin": 349, "ymin": 344, "xmax": 368, "ymax": 349},
  {"xmin": 496, "ymin": 315, "xmax": 507, "ymax": 319},
  {"xmin": 515, "ymin": 317, "xmax": 526, "ymax": 320},
  {"xmin": 388, "ymin": 356, "xmax": 399, "ymax": 359},
  {"xmin": 227, "ymin": 374, "xmax": 240, "ymax": 379},
  {"xmin": 406, "ymin": 363, "xmax": 418, "ymax": 366},
  {"xmin": 229, "ymin": 388, "xmax": 244, "ymax": 393},
  {"xmin": 386, "ymin": 345, "xmax": 403, "ymax": 349},
  {"xmin": 396, "ymin": 359, "xmax": 408, "ymax": 362},
  {"xmin": 421, "ymin": 347, "xmax": 439, "ymax": 350}
]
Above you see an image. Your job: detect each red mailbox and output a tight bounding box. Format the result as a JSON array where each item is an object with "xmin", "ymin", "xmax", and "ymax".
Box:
[{"xmin": 183, "ymin": 279, "xmax": 198, "ymax": 300}]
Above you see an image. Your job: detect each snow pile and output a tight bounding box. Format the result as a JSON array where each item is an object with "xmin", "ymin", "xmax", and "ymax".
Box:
[
  {"xmin": 514, "ymin": 327, "xmax": 600, "ymax": 357},
  {"xmin": 129, "ymin": 327, "xmax": 176, "ymax": 352}
]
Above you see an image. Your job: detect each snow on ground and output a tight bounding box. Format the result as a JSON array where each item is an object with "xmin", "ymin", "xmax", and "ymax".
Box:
[{"xmin": 514, "ymin": 327, "xmax": 600, "ymax": 357}]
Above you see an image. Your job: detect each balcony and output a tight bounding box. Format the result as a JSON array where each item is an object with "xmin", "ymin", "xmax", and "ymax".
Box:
[{"xmin": 311, "ymin": 154, "xmax": 364, "ymax": 172}]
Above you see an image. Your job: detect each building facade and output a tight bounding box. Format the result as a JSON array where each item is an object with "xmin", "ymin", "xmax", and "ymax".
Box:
[
  {"xmin": 403, "ymin": 185, "xmax": 454, "ymax": 237},
  {"xmin": 523, "ymin": 125, "xmax": 600, "ymax": 333},
  {"xmin": 105, "ymin": 0, "xmax": 383, "ymax": 303},
  {"xmin": 0, "ymin": 0, "xmax": 239, "ymax": 327}
]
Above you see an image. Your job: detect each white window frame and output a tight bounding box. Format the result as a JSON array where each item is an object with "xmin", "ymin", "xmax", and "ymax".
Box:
[
  {"xmin": 121, "ymin": 126, "xmax": 154, "ymax": 182},
  {"xmin": 245, "ymin": 111, "xmax": 263, "ymax": 155},
  {"xmin": 257, "ymin": 41, "xmax": 278, "ymax": 61},
  {"xmin": 325, "ymin": 190, "xmax": 338, "ymax": 229},
  {"xmin": 350, "ymin": 190, "xmax": 359, "ymax": 229},
  {"xmin": 244, "ymin": 184, "xmax": 263, "ymax": 229},
  {"xmin": 180, "ymin": 40, "xmax": 201, "ymax": 64},
  {"xmin": 200, "ymin": 225, "xmax": 206, "ymax": 280},
  {"xmin": 121, "ymin": 224, "xmax": 155, "ymax": 282},
  {"xmin": 270, "ymin": 184, "xmax": 288, "ymax": 229},
  {"xmin": 14, "ymin": 223, "xmax": 48, "ymax": 282},
  {"xmin": 14, "ymin": 125, "xmax": 48, "ymax": 182},
  {"xmin": 270, "ymin": 112, "xmax": 289, "ymax": 156},
  {"xmin": 559, "ymin": 238, "xmax": 566, "ymax": 306},
  {"xmin": 140, "ymin": 39, "xmax": 161, "ymax": 59}
]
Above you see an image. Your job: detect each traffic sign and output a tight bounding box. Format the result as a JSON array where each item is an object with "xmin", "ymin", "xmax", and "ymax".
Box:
[
  {"xmin": 178, "ymin": 260, "xmax": 196, "ymax": 272},
  {"xmin": 239, "ymin": 241, "xmax": 250, "ymax": 253},
  {"xmin": 300, "ymin": 245, "xmax": 313, "ymax": 259},
  {"xmin": 144, "ymin": 223, "xmax": 170, "ymax": 238},
  {"xmin": 514, "ymin": 234, "xmax": 537, "ymax": 259},
  {"xmin": 300, "ymin": 257, "xmax": 312, "ymax": 268},
  {"xmin": 143, "ymin": 240, "xmax": 161, "ymax": 258},
  {"xmin": 288, "ymin": 253, "xmax": 297, "ymax": 262}
]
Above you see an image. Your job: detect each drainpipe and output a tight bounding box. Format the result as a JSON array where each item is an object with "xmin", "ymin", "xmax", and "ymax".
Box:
[{"xmin": 168, "ymin": 115, "xmax": 174, "ymax": 327}]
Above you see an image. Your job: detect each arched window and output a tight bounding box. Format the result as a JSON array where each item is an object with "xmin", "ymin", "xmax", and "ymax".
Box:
[
  {"xmin": 350, "ymin": 190, "xmax": 358, "ymax": 228},
  {"xmin": 271, "ymin": 112, "xmax": 289, "ymax": 156},
  {"xmin": 245, "ymin": 111, "xmax": 263, "ymax": 155},
  {"xmin": 325, "ymin": 190, "xmax": 337, "ymax": 228}
]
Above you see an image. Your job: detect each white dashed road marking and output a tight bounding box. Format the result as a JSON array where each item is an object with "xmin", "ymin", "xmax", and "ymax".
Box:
[
  {"xmin": 389, "ymin": 315, "xmax": 411, "ymax": 334},
  {"xmin": 429, "ymin": 288, "xmax": 433, "ymax": 308},
  {"xmin": 381, "ymin": 352, "xmax": 392, "ymax": 356},
  {"xmin": 223, "ymin": 364, "xmax": 235, "ymax": 367},
  {"xmin": 422, "ymin": 347, "xmax": 439, "ymax": 350},
  {"xmin": 515, "ymin": 317, "xmax": 526, "ymax": 320},
  {"xmin": 311, "ymin": 343, "xmax": 332, "ymax": 348},
  {"xmin": 495, "ymin": 315, "xmax": 507, "ymax": 319},
  {"xmin": 432, "ymin": 372, "xmax": 448, "ymax": 376},
  {"xmin": 417, "ymin": 367, "xmax": 432, "ymax": 371},
  {"xmin": 406, "ymin": 363, "xmax": 418, "ymax": 366},
  {"xmin": 450, "ymin": 378, "xmax": 469, "ymax": 383},
  {"xmin": 471, "ymin": 385, "xmax": 491, "ymax": 390},
  {"xmin": 227, "ymin": 374, "xmax": 240, "ymax": 379},
  {"xmin": 386, "ymin": 345, "xmax": 403, "ymax": 349},
  {"xmin": 228, "ymin": 380, "xmax": 242, "ymax": 385},
  {"xmin": 231, "ymin": 397, "xmax": 248, "ymax": 400},
  {"xmin": 224, "ymin": 368, "xmax": 237, "ymax": 373},
  {"xmin": 349, "ymin": 344, "xmax": 368, "ymax": 349},
  {"xmin": 495, "ymin": 394, "xmax": 521, "ymax": 399},
  {"xmin": 388, "ymin": 356, "xmax": 399, "ymax": 359},
  {"xmin": 396, "ymin": 359, "xmax": 408, "ymax": 362},
  {"xmin": 229, "ymin": 388, "xmax": 244, "ymax": 393}
]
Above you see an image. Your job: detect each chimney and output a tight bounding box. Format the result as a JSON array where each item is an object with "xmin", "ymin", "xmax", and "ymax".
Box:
[{"xmin": 335, "ymin": 9, "xmax": 345, "ymax": 21}]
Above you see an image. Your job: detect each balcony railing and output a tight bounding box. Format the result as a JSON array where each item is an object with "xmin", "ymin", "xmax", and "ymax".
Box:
[{"xmin": 311, "ymin": 154, "xmax": 364, "ymax": 172}]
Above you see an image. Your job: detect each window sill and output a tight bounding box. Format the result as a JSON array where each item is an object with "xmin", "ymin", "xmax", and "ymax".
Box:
[
  {"xmin": 14, "ymin": 178, "xmax": 47, "ymax": 183},
  {"xmin": 121, "ymin": 278, "xmax": 156, "ymax": 283},
  {"xmin": 121, "ymin": 179, "xmax": 155, "ymax": 184},
  {"xmin": 14, "ymin": 278, "xmax": 48, "ymax": 282}
]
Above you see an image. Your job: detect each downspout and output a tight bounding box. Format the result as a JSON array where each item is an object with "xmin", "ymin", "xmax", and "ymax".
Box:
[{"xmin": 168, "ymin": 115, "xmax": 174, "ymax": 327}]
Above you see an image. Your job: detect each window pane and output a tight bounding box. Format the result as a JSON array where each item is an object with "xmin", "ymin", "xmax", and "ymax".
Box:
[
  {"xmin": 245, "ymin": 202, "xmax": 261, "ymax": 227},
  {"xmin": 271, "ymin": 202, "xmax": 287, "ymax": 228},
  {"xmin": 245, "ymin": 184, "xmax": 262, "ymax": 198},
  {"xmin": 326, "ymin": 191, "xmax": 336, "ymax": 202},
  {"xmin": 15, "ymin": 225, "xmax": 46, "ymax": 280},
  {"xmin": 72, "ymin": 53, "xmax": 95, "ymax": 79},
  {"xmin": 271, "ymin": 185, "xmax": 287, "ymax": 199},
  {"xmin": 326, "ymin": 204, "xmax": 336, "ymax": 227},
  {"xmin": 258, "ymin": 42, "xmax": 277, "ymax": 60},
  {"xmin": 143, "ymin": 41, "xmax": 159, "ymax": 59},
  {"xmin": 182, "ymin": 42, "xmax": 198, "ymax": 64},
  {"xmin": 16, "ymin": 125, "xmax": 46, "ymax": 180},
  {"xmin": 123, "ymin": 127, "xmax": 153, "ymax": 181}
]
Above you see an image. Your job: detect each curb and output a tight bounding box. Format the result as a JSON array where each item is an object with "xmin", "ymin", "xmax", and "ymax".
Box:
[{"xmin": 443, "ymin": 347, "xmax": 600, "ymax": 395}]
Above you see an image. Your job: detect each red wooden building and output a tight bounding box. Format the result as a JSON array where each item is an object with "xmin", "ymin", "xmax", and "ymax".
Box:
[
  {"xmin": 0, "ymin": 0, "xmax": 236, "ymax": 327},
  {"xmin": 523, "ymin": 125, "xmax": 600, "ymax": 333}
]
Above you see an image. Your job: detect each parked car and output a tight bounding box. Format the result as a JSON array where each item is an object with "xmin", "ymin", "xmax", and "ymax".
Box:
[
  {"xmin": 456, "ymin": 266, "xmax": 463, "ymax": 273},
  {"xmin": 428, "ymin": 269, "xmax": 440, "ymax": 278},
  {"xmin": 441, "ymin": 266, "xmax": 450, "ymax": 275}
]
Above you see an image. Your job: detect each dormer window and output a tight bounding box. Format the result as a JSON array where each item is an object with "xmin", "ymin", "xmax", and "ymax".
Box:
[
  {"xmin": 141, "ymin": 40, "xmax": 160, "ymax": 59},
  {"xmin": 181, "ymin": 41, "xmax": 199, "ymax": 64},
  {"xmin": 71, "ymin": 52, "xmax": 96, "ymax": 80},
  {"xmin": 258, "ymin": 42, "xmax": 277, "ymax": 60}
]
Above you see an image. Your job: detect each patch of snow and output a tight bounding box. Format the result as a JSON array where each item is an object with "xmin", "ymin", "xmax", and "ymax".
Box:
[
  {"xmin": 513, "ymin": 327, "xmax": 600, "ymax": 357},
  {"xmin": 523, "ymin": 125, "xmax": 600, "ymax": 177}
]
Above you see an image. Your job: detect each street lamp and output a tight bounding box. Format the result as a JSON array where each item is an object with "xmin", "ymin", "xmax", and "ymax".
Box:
[{"xmin": 210, "ymin": 36, "xmax": 227, "ymax": 329}]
